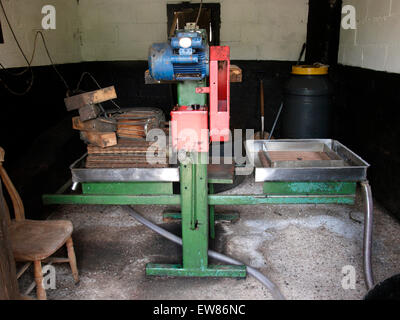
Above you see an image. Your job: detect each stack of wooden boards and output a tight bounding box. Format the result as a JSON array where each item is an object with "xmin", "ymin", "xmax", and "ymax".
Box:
[
  {"xmin": 65, "ymin": 86, "xmax": 119, "ymax": 148},
  {"xmin": 86, "ymin": 140, "xmax": 168, "ymax": 168},
  {"xmin": 64, "ymin": 87, "xmax": 167, "ymax": 168},
  {"xmin": 112, "ymin": 108, "xmax": 165, "ymax": 140}
]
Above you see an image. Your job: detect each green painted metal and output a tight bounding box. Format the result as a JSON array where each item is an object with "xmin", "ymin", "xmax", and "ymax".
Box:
[
  {"xmin": 213, "ymin": 212, "xmax": 240, "ymax": 222},
  {"xmin": 208, "ymin": 195, "xmax": 355, "ymax": 205},
  {"xmin": 42, "ymin": 194, "xmax": 180, "ymax": 205},
  {"xmin": 209, "ymin": 183, "xmax": 215, "ymax": 239},
  {"xmin": 263, "ymin": 181, "xmax": 357, "ymax": 195},
  {"xmin": 177, "ymin": 80, "xmax": 207, "ymax": 106},
  {"xmin": 180, "ymin": 152, "xmax": 209, "ymax": 270},
  {"xmin": 43, "ymin": 193, "xmax": 355, "ymax": 206},
  {"xmin": 208, "ymin": 177, "xmax": 234, "ymax": 184},
  {"xmin": 163, "ymin": 212, "xmax": 239, "ymax": 222},
  {"xmin": 146, "ymin": 263, "xmax": 246, "ymax": 278},
  {"xmin": 82, "ymin": 182, "xmax": 173, "ymax": 195}
]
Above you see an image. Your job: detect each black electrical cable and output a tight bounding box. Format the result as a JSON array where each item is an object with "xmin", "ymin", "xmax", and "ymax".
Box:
[
  {"xmin": 195, "ymin": 0, "xmax": 203, "ymax": 26},
  {"xmin": 0, "ymin": 0, "xmax": 30, "ymax": 65},
  {"xmin": 0, "ymin": 0, "xmax": 71, "ymax": 95},
  {"xmin": 74, "ymin": 72, "xmax": 121, "ymax": 111}
]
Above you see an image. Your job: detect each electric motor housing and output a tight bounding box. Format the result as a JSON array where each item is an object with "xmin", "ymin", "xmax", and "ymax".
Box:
[{"xmin": 148, "ymin": 29, "xmax": 209, "ymax": 81}]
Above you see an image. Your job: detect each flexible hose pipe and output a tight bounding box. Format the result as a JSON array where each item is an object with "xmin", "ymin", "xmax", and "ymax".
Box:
[
  {"xmin": 124, "ymin": 206, "xmax": 286, "ymax": 300},
  {"xmin": 361, "ymin": 181, "xmax": 375, "ymax": 290}
]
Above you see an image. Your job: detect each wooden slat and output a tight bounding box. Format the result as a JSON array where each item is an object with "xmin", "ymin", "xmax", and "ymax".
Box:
[
  {"xmin": 87, "ymin": 140, "xmax": 155, "ymax": 154},
  {"xmin": 230, "ymin": 65, "xmax": 242, "ymax": 82},
  {"xmin": 267, "ymin": 151, "xmax": 332, "ymax": 162},
  {"xmin": 85, "ymin": 162, "xmax": 168, "ymax": 168},
  {"xmin": 78, "ymin": 104, "xmax": 102, "ymax": 121},
  {"xmin": 80, "ymin": 131, "xmax": 117, "ymax": 148},
  {"xmin": 72, "ymin": 117, "xmax": 117, "ymax": 132},
  {"xmin": 64, "ymin": 86, "xmax": 117, "ymax": 111}
]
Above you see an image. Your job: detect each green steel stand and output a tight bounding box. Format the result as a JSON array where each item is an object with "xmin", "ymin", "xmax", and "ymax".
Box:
[
  {"xmin": 209, "ymin": 183, "xmax": 216, "ymax": 239},
  {"xmin": 162, "ymin": 182, "xmax": 239, "ymax": 239},
  {"xmin": 145, "ymin": 152, "xmax": 246, "ymax": 278},
  {"xmin": 145, "ymin": 154, "xmax": 246, "ymax": 277}
]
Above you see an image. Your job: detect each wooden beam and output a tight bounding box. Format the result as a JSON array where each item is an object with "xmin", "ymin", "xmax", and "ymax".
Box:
[
  {"xmin": 64, "ymin": 86, "xmax": 117, "ymax": 111},
  {"xmin": 229, "ymin": 65, "xmax": 242, "ymax": 83},
  {"xmin": 80, "ymin": 131, "xmax": 117, "ymax": 148},
  {"xmin": 73, "ymin": 116, "xmax": 116, "ymax": 132},
  {"xmin": 78, "ymin": 105, "xmax": 102, "ymax": 121}
]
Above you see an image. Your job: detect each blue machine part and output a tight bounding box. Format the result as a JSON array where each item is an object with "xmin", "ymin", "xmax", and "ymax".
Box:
[{"xmin": 148, "ymin": 30, "xmax": 209, "ymax": 81}]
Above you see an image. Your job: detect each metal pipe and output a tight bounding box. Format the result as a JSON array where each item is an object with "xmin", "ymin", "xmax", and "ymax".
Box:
[
  {"xmin": 361, "ymin": 181, "xmax": 375, "ymax": 290},
  {"xmin": 124, "ymin": 206, "xmax": 286, "ymax": 300},
  {"xmin": 71, "ymin": 182, "xmax": 79, "ymax": 191},
  {"xmin": 268, "ymin": 102, "xmax": 284, "ymax": 141}
]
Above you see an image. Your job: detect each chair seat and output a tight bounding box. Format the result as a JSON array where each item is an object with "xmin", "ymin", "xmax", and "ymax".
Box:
[{"xmin": 9, "ymin": 219, "xmax": 73, "ymax": 261}]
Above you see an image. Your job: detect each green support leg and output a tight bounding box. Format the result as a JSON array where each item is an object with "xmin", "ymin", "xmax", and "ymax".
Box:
[
  {"xmin": 146, "ymin": 264, "xmax": 246, "ymax": 278},
  {"xmin": 209, "ymin": 183, "xmax": 216, "ymax": 239},
  {"xmin": 146, "ymin": 152, "xmax": 246, "ymax": 278},
  {"xmin": 181, "ymin": 152, "xmax": 209, "ymax": 270}
]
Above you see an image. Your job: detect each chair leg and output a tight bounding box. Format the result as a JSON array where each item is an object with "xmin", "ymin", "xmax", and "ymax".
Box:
[
  {"xmin": 33, "ymin": 260, "xmax": 46, "ymax": 300},
  {"xmin": 66, "ymin": 237, "xmax": 79, "ymax": 283}
]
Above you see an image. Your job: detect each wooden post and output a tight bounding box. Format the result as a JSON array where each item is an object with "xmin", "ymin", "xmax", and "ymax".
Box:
[{"xmin": 0, "ymin": 179, "xmax": 20, "ymax": 300}]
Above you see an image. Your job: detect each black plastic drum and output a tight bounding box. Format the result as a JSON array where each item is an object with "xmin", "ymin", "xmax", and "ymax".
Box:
[{"xmin": 282, "ymin": 65, "xmax": 333, "ymax": 139}]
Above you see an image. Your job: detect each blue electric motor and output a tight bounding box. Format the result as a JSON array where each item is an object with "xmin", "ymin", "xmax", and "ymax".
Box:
[{"xmin": 149, "ymin": 29, "xmax": 209, "ymax": 81}]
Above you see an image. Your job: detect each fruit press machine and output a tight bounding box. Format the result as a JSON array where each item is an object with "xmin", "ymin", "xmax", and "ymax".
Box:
[{"xmin": 43, "ymin": 24, "xmax": 375, "ymax": 292}]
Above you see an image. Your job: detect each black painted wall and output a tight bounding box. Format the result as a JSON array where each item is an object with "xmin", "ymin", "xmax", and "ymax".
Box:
[
  {"xmin": 0, "ymin": 60, "xmax": 294, "ymax": 218},
  {"xmin": 1, "ymin": 60, "xmax": 400, "ymax": 221},
  {"xmin": 306, "ymin": 0, "xmax": 343, "ymax": 65},
  {"xmin": 330, "ymin": 65, "xmax": 400, "ymax": 219}
]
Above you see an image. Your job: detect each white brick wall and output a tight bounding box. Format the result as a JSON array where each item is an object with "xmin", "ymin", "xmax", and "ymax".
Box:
[
  {"xmin": 0, "ymin": 0, "xmax": 309, "ymax": 67},
  {"xmin": 339, "ymin": 0, "xmax": 400, "ymax": 73},
  {"xmin": 0, "ymin": 0, "xmax": 81, "ymax": 68},
  {"xmin": 79, "ymin": 0, "xmax": 308, "ymax": 61}
]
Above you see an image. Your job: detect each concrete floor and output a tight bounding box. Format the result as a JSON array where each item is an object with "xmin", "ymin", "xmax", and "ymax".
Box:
[{"xmin": 18, "ymin": 176, "xmax": 400, "ymax": 300}]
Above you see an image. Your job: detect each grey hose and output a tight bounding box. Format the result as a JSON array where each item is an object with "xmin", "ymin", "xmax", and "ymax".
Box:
[
  {"xmin": 124, "ymin": 206, "xmax": 286, "ymax": 300},
  {"xmin": 361, "ymin": 181, "xmax": 375, "ymax": 290}
]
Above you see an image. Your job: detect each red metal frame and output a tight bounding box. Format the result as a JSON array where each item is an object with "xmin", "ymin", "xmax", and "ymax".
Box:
[
  {"xmin": 209, "ymin": 46, "xmax": 230, "ymax": 142},
  {"xmin": 171, "ymin": 46, "xmax": 231, "ymax": 151},
  {"xmin": 196, "ymin": 46, "xmax": 230, "ymax": 142}
]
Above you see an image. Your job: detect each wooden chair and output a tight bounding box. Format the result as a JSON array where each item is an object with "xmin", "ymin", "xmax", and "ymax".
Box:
[{"xmin": 0, "ymin": 147, "xmax": 79, "ymax": 300}]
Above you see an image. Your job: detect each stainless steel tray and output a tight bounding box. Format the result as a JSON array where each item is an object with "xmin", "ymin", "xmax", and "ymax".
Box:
[
  {"xmin": 70, "ymin": 154, "xmax": 180, "ymax": 183},
  {"xmin": 245, "ymin": 139, "xmax": 369, "ymax": 182},
  {"xmin": 69, "ymin": 155, "xmax": 234, "ymax": 184}
]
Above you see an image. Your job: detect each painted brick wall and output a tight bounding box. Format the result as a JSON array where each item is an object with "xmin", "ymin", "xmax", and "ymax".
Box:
[
  {"xmin": 339, "ymin": 0, "xmax": 400, "ymax": 73},
  {"xmin": 79, "ymin": 0, "xmax": 308, "ymax": 61},
  {"xmin": 0, "ymin": 0, "xmax": 309, "ymax": 67},
  {"xmin": 0, "ymin": 0, "xmax": 81, "ymax": 68}
]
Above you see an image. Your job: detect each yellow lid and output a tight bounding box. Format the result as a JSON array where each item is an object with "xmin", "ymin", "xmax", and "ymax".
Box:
[{"xmin": 292, "ymin": 64, "xmax": 329, "ymax": 75}]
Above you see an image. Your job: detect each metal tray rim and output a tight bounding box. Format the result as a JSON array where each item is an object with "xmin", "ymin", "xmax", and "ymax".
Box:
[{"xmin": 246, "ymin": 139, "xmax": 370, "ymax": 182}]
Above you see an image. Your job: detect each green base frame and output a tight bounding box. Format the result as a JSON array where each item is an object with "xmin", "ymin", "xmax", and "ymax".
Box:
[
  {"xmin": 163, "ymin": 212, "xmax": 239, "ymax": 222},
  {"xmin": 146, "ymin": 263, "xmax": 246, "ymax": 278},
  {"xmin": 42, "ymin": 177, "xmax": 357, "ymax": 280}
]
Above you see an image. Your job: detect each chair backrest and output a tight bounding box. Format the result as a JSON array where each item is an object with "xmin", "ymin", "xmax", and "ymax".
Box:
[{"xmin": 0, "ymin": 147, "xmax": 25, "ymax": 222}]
